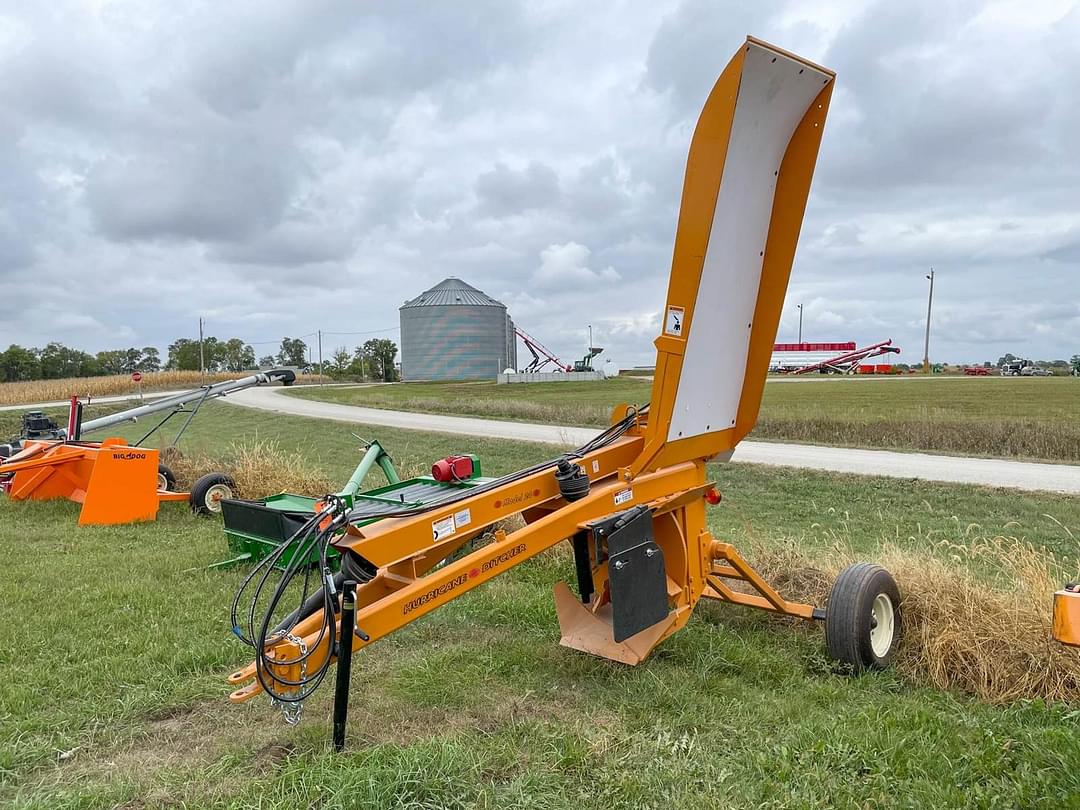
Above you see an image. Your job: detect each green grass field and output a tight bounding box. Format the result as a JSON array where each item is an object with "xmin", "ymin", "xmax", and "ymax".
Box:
[
  {"xmin": 2, "ymin": 403, "xmax": 1079, "ymax": 807},
  {"xmin": 291, "ymin": 375, "xmax": 1080, "ymax": 462}
]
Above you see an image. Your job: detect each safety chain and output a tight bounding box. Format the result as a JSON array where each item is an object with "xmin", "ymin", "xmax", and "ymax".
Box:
[{"xmin": 268, "ymin": 632, "xmax": 308, "ymax": 726}]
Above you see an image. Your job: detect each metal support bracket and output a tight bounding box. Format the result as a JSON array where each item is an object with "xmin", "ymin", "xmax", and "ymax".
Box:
[{"xmin": 591, "ymin": 505, "xmax": 671, "ymax": 642}]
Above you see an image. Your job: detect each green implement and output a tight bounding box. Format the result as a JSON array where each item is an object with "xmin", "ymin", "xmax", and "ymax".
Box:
[{"xmin": 215, "ymin": 440, "xmax": 489, "ymax": 570}]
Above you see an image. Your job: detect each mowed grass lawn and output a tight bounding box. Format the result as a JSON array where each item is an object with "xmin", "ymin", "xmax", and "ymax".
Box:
[
  {"xmin": 292, "ymin": 375, "xmax": 1080, "ymax": 462},
  {"xmin": 1, "ymin": 403, "xmax": 1079, "ymax": 807}
]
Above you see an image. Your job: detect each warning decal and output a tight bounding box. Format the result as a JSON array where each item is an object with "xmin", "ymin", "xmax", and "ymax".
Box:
[
  {"xmin": 432, "ymin": 515, "xmax": 456, "ymax": 541},
  {"xmin": 664, "ymin": 306, "xmax": 685, "ymax": 336}
]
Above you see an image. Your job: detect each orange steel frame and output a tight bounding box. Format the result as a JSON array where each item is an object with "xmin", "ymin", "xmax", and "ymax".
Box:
[
  {"xmin": 1, "ymin": 438, "xmax": 187, "ymax": 525},
  {"xmin": 229, "ymin": 419, "xmax": 820, "ymax": 702},
  {"xmin": 229, "ymin": 37, "xmax": 836, "ymax": 704}
]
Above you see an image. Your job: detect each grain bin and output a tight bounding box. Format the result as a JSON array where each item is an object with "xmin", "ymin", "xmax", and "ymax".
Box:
[{"xmin": 399, "ymin": 278, "xmax": 517, "ymax": 381}]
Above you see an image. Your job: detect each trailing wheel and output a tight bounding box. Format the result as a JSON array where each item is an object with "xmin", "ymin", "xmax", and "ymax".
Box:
[
  {"xmin": 825, "ymin": 562, "xmax": 901, "ymax": 671},
  {"xmin": 190, "ymin": 472, "xmax": 236, "ymax": 516},
  {"xmin": 157, "ymin": 463, "xmax": 177, "ymax": 492}
]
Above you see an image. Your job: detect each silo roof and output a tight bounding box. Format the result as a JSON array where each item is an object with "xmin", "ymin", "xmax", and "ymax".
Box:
[{"xmin": 401, "ymin": 277, "xmax": 505, "ymax": 309}]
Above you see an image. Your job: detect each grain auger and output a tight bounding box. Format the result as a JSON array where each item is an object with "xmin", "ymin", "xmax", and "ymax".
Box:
[
  {"xmin": 227, "ymin": 37, "xmax": 903, "ymax": 747},
  {"xmin": 0, "ymin": 369, "xmax": 296, "ymax": 525}
]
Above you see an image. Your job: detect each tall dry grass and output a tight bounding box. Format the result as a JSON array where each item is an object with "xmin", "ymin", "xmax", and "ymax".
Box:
[
  {"xmin": 0, "ymin": 371, "xmax": 330, "ymax": 406},
  {"xmin": 370, "ymin": 395, "xmax": 614, "ymax": 427},
  {"xmin": 309, "ymin": 388, "xmax": 1080, "ymax": 462},
  {"xmin": 751, "ymin": 531, "xmax": 1080, "ymax": 704},
  {"xmin": 753, "ymin": 415, "xmax": 1080, "ymax": 464},
  {"xmin": 161, "ymin": 439, "xmax": 335, "ymax": 500},
  {"xmin": 163, "ymin": 436, "xmax": 441, "ymax": 501}
]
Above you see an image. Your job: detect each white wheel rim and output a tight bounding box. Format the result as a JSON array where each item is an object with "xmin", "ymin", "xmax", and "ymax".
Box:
[
  {"xmin": 870, "ymin": 593, "xmax": 895, "ymax": 658},
  {"xmin": 204, "ymin": 484, "xmax": 233, "ymax": 513},
  {"xmin": 157, "ymin": 473, "xmax": 169, "ymax": 491}
]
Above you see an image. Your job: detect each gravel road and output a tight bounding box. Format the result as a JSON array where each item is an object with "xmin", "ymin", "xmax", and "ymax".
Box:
[{"xmin": 222, "ymin": 386, "xmax": 1080, "ymax": 495}]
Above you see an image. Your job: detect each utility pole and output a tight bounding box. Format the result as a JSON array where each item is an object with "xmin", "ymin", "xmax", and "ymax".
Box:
[
  {"xmin": 588, "ymin": 324, "xmax": 593, "ymax": 350},
  {"xmin": 796, "ymin": 304, "xmax": 803, "ymax": 344},
  {"xmin": 198, "ymin": 317, "xmax": 205, "ymax": 376},
  {"xmin": 318, "ymin": 330, "xmax": 324, "ymax": 385},
  {"xmin": 923, "ymin": 267, "xmax": 935, "ymax": 374}
]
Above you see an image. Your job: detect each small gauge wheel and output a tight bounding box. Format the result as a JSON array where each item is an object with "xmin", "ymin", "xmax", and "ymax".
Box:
[
  {"xmin": 190, "ymin": 472, "xmax": 236, "ymax": 515},
  {"xmin": 157, "ymin": 463, "xmax": 178, "ymax": 492},
  {"xmin": 825, "ymin": 563, "xmax": 901, "ymax": 671}
]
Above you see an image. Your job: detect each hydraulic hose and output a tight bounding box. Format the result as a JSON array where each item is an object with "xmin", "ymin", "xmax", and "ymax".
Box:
[{"xmin": 232, "ymin": 403, "xmax": 648, "ymax": 704}]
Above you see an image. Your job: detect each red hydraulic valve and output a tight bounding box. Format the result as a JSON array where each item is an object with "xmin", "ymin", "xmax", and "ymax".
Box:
[{"xmin": 432, "ymin": 454, "xmax": 476, "ymax": 482}]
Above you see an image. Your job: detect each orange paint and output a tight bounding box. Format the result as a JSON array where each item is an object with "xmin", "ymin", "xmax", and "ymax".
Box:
[{"xmin": 2, "ymin": 437, "xmax": 183, "ymax": 525}]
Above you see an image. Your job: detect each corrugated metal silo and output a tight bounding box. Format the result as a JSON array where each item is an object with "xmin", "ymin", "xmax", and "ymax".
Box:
[{"xmin": 399, "ymin": 278, "xmax": 517, "ymax": 381}]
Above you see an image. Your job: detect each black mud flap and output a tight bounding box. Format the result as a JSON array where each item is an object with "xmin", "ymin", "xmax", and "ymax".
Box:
[
  {"xmin": 591, "ymin": 505, "xmax": 670, "ymax": 642},
  {"xmin": 220, "ymin": 498, "xmax": 312, "ymax": 543}
]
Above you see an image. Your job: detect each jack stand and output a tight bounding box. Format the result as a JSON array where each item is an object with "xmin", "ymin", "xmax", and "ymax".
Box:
[{"xmin": 332, "ymin": 580, "xmax": 357, "ymax": 752}]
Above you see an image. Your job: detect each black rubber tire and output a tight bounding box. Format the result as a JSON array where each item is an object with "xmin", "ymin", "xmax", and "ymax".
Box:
[
  {"xmin": 157, "ymin": 463, "xmax": 178, "ymax": 492},
  {"xmin": 189, "ymin": 472, "xmax": 236, "ymax": 516},
  {"xmin": 825, "ymin": 562, "xmax": 901, "ymax": 672}
]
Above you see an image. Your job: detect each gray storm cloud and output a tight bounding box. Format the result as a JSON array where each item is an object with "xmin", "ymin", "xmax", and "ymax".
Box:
[{"xmin": 0, "ymin": 0, "xmax": 1077, "ymax": 366}]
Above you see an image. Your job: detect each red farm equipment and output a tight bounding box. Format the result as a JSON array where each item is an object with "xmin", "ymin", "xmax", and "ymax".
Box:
[
  {"xmin": 794, "ymin": 339, "xmax": 900, "ymax": 375},
  {"xmin": 515, "ymin": 327, "xmax": 571, "ymax": 373}
]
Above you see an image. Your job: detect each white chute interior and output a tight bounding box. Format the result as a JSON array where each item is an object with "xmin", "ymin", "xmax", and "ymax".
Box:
[{"xmin": 667, "ymin": 42, "xmax": 829, "ymax": 442}]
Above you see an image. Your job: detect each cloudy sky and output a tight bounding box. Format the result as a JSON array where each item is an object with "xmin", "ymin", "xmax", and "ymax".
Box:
[{"xmin": 2, "ymin": 0, "xmax": 1078, "ymax": 368}]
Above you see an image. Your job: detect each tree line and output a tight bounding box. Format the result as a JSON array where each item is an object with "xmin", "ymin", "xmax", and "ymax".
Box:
[
  {"xmin": 995, "ymin": 354, "xmax": 1080, "ymax": 374},
  {"xmin": 324, "ymin": 338, "xmax": 398, "ymax": 382},
  {"xmin": 892, "ymin": 355, "xmax": 1080, "ymax": 374},
  {"xmin": 0, "ymin": 336, "xmax": 399, "ymax": 382},
  {"xmin": 1, "ymin": 337, "xmax": 1073, "ymax": 383}
]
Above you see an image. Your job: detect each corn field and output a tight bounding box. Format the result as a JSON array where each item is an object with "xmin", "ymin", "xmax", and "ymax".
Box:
[{"xmin": 0, "ymin": 370, "xmax": 329, "ymax": 406}]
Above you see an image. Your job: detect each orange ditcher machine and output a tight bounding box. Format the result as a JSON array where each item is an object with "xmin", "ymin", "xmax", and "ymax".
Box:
[
  {"xmin": 0, "ymin": 397, "xmax": 192, "ymax": 526},
  {"xmin": 227, "ymin": 38, "xmax": 904, "ymax": 746},
  {"xmin": 0, "ymin": 370, "xmax": 294, "ymax": 525}
]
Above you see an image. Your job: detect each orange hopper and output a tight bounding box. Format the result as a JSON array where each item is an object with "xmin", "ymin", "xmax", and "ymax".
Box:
[
  {"xmin": 0, "ymin": 437, "xmax": 187, "ymax": 526},
  {"xmin": 1, "ymin": 371, "xmax": 295, "ymax": 526}
]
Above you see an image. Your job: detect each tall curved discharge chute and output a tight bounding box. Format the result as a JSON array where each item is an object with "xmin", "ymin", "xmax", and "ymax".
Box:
[{"xmin": 634, "ymin": 37, "xmax": 835, "ymax": 475}]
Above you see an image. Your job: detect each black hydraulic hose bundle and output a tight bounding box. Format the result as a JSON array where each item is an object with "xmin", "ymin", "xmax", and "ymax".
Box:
[
  {"xmin": 230, "ymin": 495, "xmax": 350, "ymax": 703},
  {"xmin": 230, "ymin": 403, "xmax": 647, "ymax": 705}
]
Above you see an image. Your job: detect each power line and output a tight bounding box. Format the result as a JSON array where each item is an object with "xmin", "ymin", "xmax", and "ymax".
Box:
[
  {"xmin": 245, "ymin": 332, "xmax": 320, "ymax": 346},
  {"xmin": 181, "ymin": 328, "xmax": 393, "ymax": 348},
  {"xmin": 322, "ymin": 326, "xmax": 400, "ymax": 336}
]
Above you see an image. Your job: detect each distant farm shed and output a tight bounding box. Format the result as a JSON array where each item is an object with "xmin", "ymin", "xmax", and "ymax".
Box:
[{"xmin": 399, "ymin": 278, "xmax": 517, "ymax": 381}]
